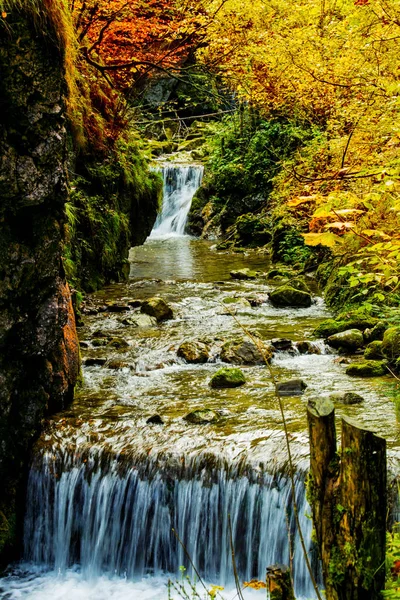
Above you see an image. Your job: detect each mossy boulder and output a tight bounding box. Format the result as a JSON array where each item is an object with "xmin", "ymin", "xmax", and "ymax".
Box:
[
  {"xmin": 234, "ymin": 213, "xmax": 271, "ymax": 246},
  {"xmin": 220, "ymin": 339, "xmax": 271, "ymax": 365},
  {"xmin": 345, "ymin": 361, "xmax": 387, "ymax": 377},
  {"xmin": 364, "ymin": 341, "xmax": 383, "ymax": 360},
  {"xmin": 330, "ymin": 392, "xmax": 364, "ymax": 405},
  {"xmin": 184, "ymin": 409, "xmax": 219, "ymax": 424},
  {"xmin": 92, "ymin": 338, "xmax": 109, "ymax": 347},
  {"xmin": 364, "ymin": 321, "xmax": 388, "ymax": 343},
  {"xmin": 230, "ymin": 268, "xmax": 258, "ymax": 280},
  {"xmin": 381, "ymin": 326, "xmax": 400, "ymax": 361},
  {"xmin": 313, "ymin": 315, "xmax": 378, "ymax": 339},
  {"xmin": 266, "ymin": 268, "xmax": 294, "ymax": 280},
  {"xmin": 327, "ymin": 329, "xmax": 364, "ymax": 352},
  {"xmin": 210, "ymin": 368, "xmax": 246, "ymax": 388},
  {"xmin": 289, "ymin": 277, "xmax": 310, "ymax": 293},
  {"xmin": 141, "ymin": 297, "xmax": 173, "ymax": 321},
  {"xmin": 269, "ymin": 286, "xmax": 312, "ymax": 308},
  {"xmin": 177, "ymin": 341, "xmax": 210, "ymax": 364}
]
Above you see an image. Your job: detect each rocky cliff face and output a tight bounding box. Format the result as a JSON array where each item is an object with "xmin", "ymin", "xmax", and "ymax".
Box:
[{"xmin": 0, "ymin": 9, "xmax": 80, "ymax": 558}]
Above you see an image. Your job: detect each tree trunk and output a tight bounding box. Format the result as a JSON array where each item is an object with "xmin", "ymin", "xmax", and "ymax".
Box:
[
  {"xmin": 266, "ymin": 564, "xmax": 295, "ymax": 600},
  {"xmin": 307, "ymin": 399, "xmax": 386, "ymax": 600}
]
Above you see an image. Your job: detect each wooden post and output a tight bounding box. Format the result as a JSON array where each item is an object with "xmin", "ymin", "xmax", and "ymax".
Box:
[
  {"xmin": 266, "ymin": 565, "xmax": 295, "ymax": 600},
  {"xmin": 307, "ymin": 399, "xmax": 386, "ymax": 600}
]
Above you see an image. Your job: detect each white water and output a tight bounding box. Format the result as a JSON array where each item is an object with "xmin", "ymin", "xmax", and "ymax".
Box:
[{"xmin": 150, "ymin": 165, "xmax": 204, "ymax": 237}]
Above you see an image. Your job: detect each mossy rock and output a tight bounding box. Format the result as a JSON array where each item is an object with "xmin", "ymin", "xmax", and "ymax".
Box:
[
  {"xmin": 92, "ymin": 338, "xmax": 108, "ymax": 347},
  {"xmin": 364, "ymin": 341, "xmax": 383, "ymax": 360},
  {"xmin": 266, "ymin": 268, "xmax": 294, "ymax": 280},
  {"xmin": 210, "ymin": 367, "xmax": 246, "ymax": 388},
  {"xmin": 330, "ymin": 392, "xmax": 364, "ymax": 405},
  {"xmin": 108, "ymin": 337, "xmax": 129, "ymax": 349},
  {"xmin": 269, "ymin": 286, "xmax": 312, "ymax": 308},
  {"xmin": 220, "ymin": 339, "xmax": 271, "ymax": 365},
  {"xmin": 345, "ymin": 361, "xmax": 387, "ymax": 377},
  {"xmin": 313, "ymin": 319, "xmax": 346, "ymax": 338},
  {"xmin": 364, "ymin": 321, "xmax": 388, "ymax": 343},
  {"xmin": 381, "ymin": 326, "xmax": 400, "ymax": 361},
  {"xmin": 289, "ymin": 277, "xmax": 310, "ymax": 293},
  {"xmin": 276, "ymin": 379, "xmax": 307, "ymax": 396},
  {"xmin": 177, "ymin": 341, "xmax": 210, "ymax": 364},
  {"xmin": 141, "ymin": 297, "xmax": 173, "ymax": 321},
  {"xmin": 336, "ymin": 309, "xmax": 379, "ymax": 331},
  {"xmin": 184, "ymin": 409, "xmax": 219, "ymax": 424},
  {"xmin": 230, "ymin": 268, "xmax": 258, "ymax": 280},
  {"xmin": 327, "ymin": 329, "xmax": 364, "ymax": 352},
  {"xmin": 122, "ymin": 314, "xmax": 157, "ymax": 328}
]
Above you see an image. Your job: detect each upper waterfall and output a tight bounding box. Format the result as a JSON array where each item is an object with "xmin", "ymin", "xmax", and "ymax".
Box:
[{"xmin": 150, "ymin": 164, "xmax": 204, "ymax": 237}]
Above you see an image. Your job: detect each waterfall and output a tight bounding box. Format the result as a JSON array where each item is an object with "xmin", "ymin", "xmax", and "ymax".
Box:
[
  {"xmin": 23, "ymin": 448, "xmax": 317, "ymax": 598},
  {"xmin": 150, "ymin": 164, "xmax": 204, "ymax": 237}
]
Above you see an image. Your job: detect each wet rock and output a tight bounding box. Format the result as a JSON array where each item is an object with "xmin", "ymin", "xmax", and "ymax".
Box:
[
  {"xmin": 141, "ymin": 297, "xmax": 173, "ymax": 321},
  {"xmin": 313, "ymin": 319, "xmax": 345, "ymax": 338},
  {"xmin": 266, "ymin": 268, "xmax": 294, "ymax": 280},
  {"xmin": 107, "ymin": 360, "xmax": 131, "ymax": 369},
  {"xmin": 106, "ymin": 303, "xmax": 130, "ymax": 313},
  {"xmin": 269, "ymin": 286, "xmax": 312, "ymax": 308},
  {"xmin": 92, "ymin": 338, "xmax": 108, "ymax": 347},
  {"xmin": 271, "ymin": 338, "xmax": 294, "ymax": 352},
  {"xmin": 122, "ymin": 314, "xmax": 157, "ymax": 328},
  {"xmin": 184, "ymin": 409, "xmax": 219, "ymax": 424},
  {"xmin": 245, "ymin": 295, "xmax": 266, "ymax": 307},
  {"xmin": 289, "ymin": 277, "xmax": 310, "ymax": 293},
  {"xmin": 79, "ymin": 341, "xmax": 90, "ymax": 349},
  {"xmin": 177, "ymin": 341, "xmax": 210, "ymax": 363},
  {"xmin": 220, "ymin": 339, "xmax": 270, "ymax": 365},
  {"xmin": 84, "ymin": 357, "xmax": 108, "ymax": 366},
  {"xmin": 222, "ymin": 296, "xmax": 252, "ymax": 308},
  {"xmin": 364, "ymin": 341, "xmax": 383, "ymax": 360},
  {"xmin": 230, "ymin": 268, "xmax": 258, "ymax": 280},
  {"xmin": 295, "ymin": 341, "xmax": 322, "ymax": 355},
  {"xmin": 333, "ymin": 356, "xmax": 350, "ymax": 365},
  {"xmin": 108, "ymin": 337, "xmax": 129, "ymax": 349},
  {"xmin": 345, "ymin": 361, "xmax": 387, "ymax": 377},
  {"xmin": 336, "ymin": 309, "xmax": 379, "ymax": 331},
  {"xmin": 381, "ymin": 326, "xmax": 400, "ymax": 361},
  {"xmin": 210, "ymin": 367, "xmax": 246, "ymax": 388},
  {"xmin": 147, "ymin": 414, "xmax": 164, "ymax": 425},
  {"xmin": 327, "ymin": 329, "xmax": 364, "ymax": 352},
  {"xmin": 313, "ymin": 314, "xmax": 379, "ymax": 339},
  {"xmin": 363, "ymin": 321, "xmax": 387, "ymax": 343},
  {"xmin": 276, "ymin": 379, "xmax": 307, "ymax": 396},
  {"xmin": 343, "ymin": 392, "xmax": 364, "ymax": 405},
  {"xmin": 127, "ymin": 299, "xmax": 143, "ymax": 308}
]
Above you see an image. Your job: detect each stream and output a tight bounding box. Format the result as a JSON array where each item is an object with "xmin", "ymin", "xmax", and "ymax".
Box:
[{"xmin": 1, "ymin": 163, "xmax": 399, "ymax": 600}]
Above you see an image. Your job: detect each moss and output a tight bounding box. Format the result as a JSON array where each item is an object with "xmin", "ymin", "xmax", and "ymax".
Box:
[
  {"xmin": 364, "ymin": 341, "xmax": 383, "ymax": 360},
  {"xmin": 345, "ymin": 361, "xmax": 387, "ymax": 377},
  {"xmin": 381, "ymin": 326, "xmax": 400, "ymax": 362},
  {"xmin": 234, "ymin": 213, "xmax": 271, "ymax": 246},
  {"xmin": 269, "ymin": 285, "xmax": 312, "ymax": 308},
  {"xmin": 210, "ymin": 367, "xmax": 246, "ymax": 388}
]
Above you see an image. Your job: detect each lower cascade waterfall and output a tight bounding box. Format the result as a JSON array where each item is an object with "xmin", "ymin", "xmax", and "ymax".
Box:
[
  {"xmin": 151, "ymin": 164, "xmax": 204, "ymax": 237},
  {"xmin": 23, "ymin": 448, "xmax": 317, "ymax": 598}
]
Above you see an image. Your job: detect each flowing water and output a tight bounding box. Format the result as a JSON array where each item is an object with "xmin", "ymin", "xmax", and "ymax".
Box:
[{"xmin": 1, "ymin": 164, "xmax": 399, "ymax": 600}]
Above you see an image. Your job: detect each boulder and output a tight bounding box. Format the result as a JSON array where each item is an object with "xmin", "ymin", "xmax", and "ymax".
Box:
[
  {"xmin": 269, "ymin": 286, "xmax": 312, "ymax": 308},
  {"xmin": 364, "ymin": 341, "xmax": 383, "ymax": 360},
  {"xmin": 327, "ymin": 329, "xmax": 364, "ymax": 352},
  {"xmin": 345, "ymin": 361, "xmax": 387, "ymax": 377},
  {"xmin": 222, "ymin": 297, "xmax": 252, "ymax": 309},
  {"xmin": 381, "ymin": 326, "xmax": 400, "ymax": 361},
  {"xmin": 141, "ymin": 297, "xmax": 173, "ymax": 321},
  {"xmin": 313, "ymin": 314, "xmax": 379, "ymax": 339},
  {"xmin": 220, "ymin": 339, "xmax": 270, "ymax": 365},
  {"xmin": 108, "ymin": 337, "xmax": 129, "ymax": 349},
  {"xmin": 230, "ymin": 268, "xmax": 258, "ymax": 280},
  {"xmin": 313, "ymin": 319, "xmax": 346, "ymax": 338},
  {"xmin": 177, "ymin": 341, "xmax": 210, "ymax": 364},
  {"xmin": 289, "ymin": 277, "xmax": 310, "ymax": 293},
  {"xmin": 266, "ymin": 268, "xmax": 293, "ymax": 280},
  {"xmin": 146, "ymin": 414, "xmax": 164, "ymax": 425},
  {"xmin": 184, "ymin": 409, "xmax": 219, "ymax": 424},
  {"xmin": 122, "ymin": 314, "xmax": 157, "ymax": 328},
  {"xmin": 276, "ymin": 379, "xmax": 307, "ymax": 396},
  {"xmin": 105, "ymin": 303, "xmax": 130, "ymax": 313},
  {"xmin": 210, "ymin": 368, "xmax": 246, "ymax": 388},
  {"xmin": 83, "ymin": 357, "xmax": 107, "ymax": 367},
  {"xmin": 342, "ymin": 392, "xmax": 364, "ymax": 405},
  {"xmin": 295, "ymin": 341, "xmax": 322, "ymax": 355},
  {"xmin": 363, "ymin": 321, "xmax": 387, "ymax": 343},
  {"xmin": 271, "ymin": 338, "xmax": 294, "ymax": 352}
]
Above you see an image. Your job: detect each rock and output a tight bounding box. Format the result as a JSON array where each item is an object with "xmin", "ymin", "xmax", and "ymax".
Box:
[
  {"xmin": 122, "ymin": 314, "xmax": 157, "ymax": 328},
  {"xmin": 146, "ymin": 414, "xmax": 164, "ymax": 425},
  {"xmin": 327, "ymin": 329, "xmax": 364, "ymax": 352},
  {"xmin": 363, "ymin": 321, "xmax": 387, "ymax": 343},
  {"xmin": 92, "ymin": 330, "xmax": 110, "ymax": 338},
  {"xmin": 336, "ymin": 309, "xmax": 379, "ymax": 331},
  {"xmin": 127, "ymin": 299, "xmax": 142, "ymax": 308},
  {"xmin": 313, "ymin": 315, "xmax": 379, "ymax": 339},
  {"xmin": 177, "ymin": 341, "xmax": 210, "ymax": 364},
  {"xmin": 184, "ymin": 409, "xmax": 219, "ymax": 424},
  {"xmin": 210, "ymin": 368, "xmax": 246, "ymax": 388},
  {"xmin": 92, "ymin": 338, "xmax": 108, "ymax": 347},
  {"xmin": 230, "ymin": 268, "xmax": 258, "ymax": 280},
  {"xmin": 313, "ymin": 319, "xmax": 345, "ymax": 338},
  {"xmin": 222, "ymin": 296, "xmax": 252, "ymax": 309},
  {"xmin": 105, "ymin": 303, "xmax": 130, "ymax": 313},
  {"xmin": 220, "ymin": 339, "xmax": 270, "ymax": 365},
  {"xmin": 141, "ymin": 297, "xmax": 173, "ymax": 321},
  {"xmin": 342, "ymin": 392, "xmax": 364, "ymax": 405},
  {"xmin": 295, "ymin": 341, "xmax": 322, "ymax": 355},
  {"xmin": 289, "ymin": 277, "xmax": 310, "ymax": 293},
  {"xmin": 269, "ymin": 286, "xmax": 312, "ymax": 308},
  {"xmin": 108, "ymin": 337, "xmax": 129, "ymax": 349},
  {"xmin": 276, "ymin": 379, "xmax": 307, "ymax": 396},
  {"xmin": 266, "ymin": 268, "xmax": 293, "ymax": 280},
  {"xmin": 381, "ymin": 326, "xmax": 400, "ymax": 361},
  {"xmin": 364, "ymin": 341, "xmax": 383, "ymax": 360},
  {"xmin": 107, "ymin": 360, "xmax": 131, "ymax": 369},
  {"xmin": 79, "ymin": 341, "xmax": 90, "ymax": 349},
  {"xmin": 345, "ymin": 361, "xmax": 387, "ymax": 377},
  {"xmin": 84, "ymin": 357, "xmax": 107, "ymax": 366},
  {"xmin": 271, "ymin": 338, "xmax": 294, "ymax": 352}
]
